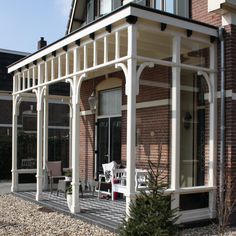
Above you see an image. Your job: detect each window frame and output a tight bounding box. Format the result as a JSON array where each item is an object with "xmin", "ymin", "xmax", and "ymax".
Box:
[
  {"xmin": 98, "ymin": 87, "xmax": 122, "ymax": 117},
  {"xmin": 154, "ymin": 0, "xmax": 189, "ymax": 18}
]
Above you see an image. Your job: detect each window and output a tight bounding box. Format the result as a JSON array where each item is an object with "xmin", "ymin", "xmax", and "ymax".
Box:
[
  {"xmin": 180, "ymin": 70, "xmax": 209, "ymax": 187},
  {"xmin": 155, "ymin": 0, "xmax": 189, "ymax": 18},
  {"xmin": 165, "ymin": 0, "xmax": 174, "ymax": 13},
  {"xmin": 98, "ymin": 0, "xmax": 122, "ymax": 16},
  {"xmin": 100, "ymin": 0, "xmax": 112, "ymax": 15},
  {"xmin": 99, "ymin": 88, "xmax": 121, "ymax": 116},
  {"xmin": 87, "ymin": 0, "xmax": 95, "ymax": 23},
  {"xmin": 134, "ymin": 0, "xmax": 147, "ymax": 6}
]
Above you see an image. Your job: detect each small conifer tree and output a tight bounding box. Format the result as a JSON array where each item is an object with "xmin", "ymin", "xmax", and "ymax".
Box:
[{"xmin": 119, "ymin": 160, "xmax": 179, "ymax": 236}]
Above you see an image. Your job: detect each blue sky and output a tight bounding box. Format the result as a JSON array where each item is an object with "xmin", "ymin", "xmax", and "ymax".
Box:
[{"xmin": 0, "ymin": 0, "xmax": 72, "ymax": 53}]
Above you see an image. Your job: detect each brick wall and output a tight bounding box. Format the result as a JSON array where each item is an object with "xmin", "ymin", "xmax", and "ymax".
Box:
[
  {"xmin": 191, "ymin": 0, "xmax": 221, "ymax": 27},
  {"xmin": 80, "ymin": 114, "xmax": 95, "ymax": 181},
  {"xmin": 223, "ymin": 25, "xmax": 236, "ymax": 209},
  {"xmin": 79, "ymin": 66, "xmax": 171, "ymax": 183},
  {"xmin": 192, "ymin": 0, "xmax": 236, "ymax": 219}
]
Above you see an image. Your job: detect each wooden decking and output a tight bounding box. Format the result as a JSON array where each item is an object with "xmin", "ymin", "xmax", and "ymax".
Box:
[{"xmin": 14, "ymin": 191, "xmax": 126, "ymax": 232}]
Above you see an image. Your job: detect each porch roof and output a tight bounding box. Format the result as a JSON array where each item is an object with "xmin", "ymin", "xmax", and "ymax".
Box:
[{"xmin": 8, "ymin": 3, "xmax": 218, "ymax": 74}]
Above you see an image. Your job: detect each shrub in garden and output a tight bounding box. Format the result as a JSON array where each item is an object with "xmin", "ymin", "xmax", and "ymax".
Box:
[{"xmin": 119, "ymin": 161, "xmax": 179, "ymax": 236}]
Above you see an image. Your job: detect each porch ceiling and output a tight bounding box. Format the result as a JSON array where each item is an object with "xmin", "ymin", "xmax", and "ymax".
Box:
[{"xmin": 8, "ymin": 3, "xmax": 218, "ymax": 75}]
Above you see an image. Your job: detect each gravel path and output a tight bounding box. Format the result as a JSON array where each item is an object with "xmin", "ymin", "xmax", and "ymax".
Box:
[
  {"xmin": 0, "ymin": 194, "xmax": 236, "ymax": 235},
  {"xmin": 0, "ymin": 194, "xmax": 117, "ymax": 236}
]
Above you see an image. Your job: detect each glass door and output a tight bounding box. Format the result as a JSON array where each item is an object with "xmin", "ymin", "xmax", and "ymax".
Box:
[
  {"xmin": 110, "ymin": 117, "xmax": 121, "ymax": 163},
  {"xmin": 96, "ymin": 87, "xmax": 122, "ymax": 178},
  {"xmin": 97, "ymin": 118, "xmax": 109, "ymax": 175},
  {"xmin": 96, "ymin": 117, "xmax": 121, "ymax": 178}
]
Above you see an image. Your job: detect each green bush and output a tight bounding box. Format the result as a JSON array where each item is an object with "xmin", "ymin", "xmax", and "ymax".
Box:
[{"xmin": 119, "ymin": 161, "xmax": 179, "ymax": 236}]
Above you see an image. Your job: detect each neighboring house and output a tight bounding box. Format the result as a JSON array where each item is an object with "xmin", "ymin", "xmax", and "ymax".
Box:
[
  {"xmin": 0, "ymin": 47, "xmax": 70, "ymax": 182},
  {"xmin": 7, "ymin": 0, "xmax": 236, "ymax": 224},
  {"xmin": 0, "ymin": 49, "xmax": 29, "ymax": 180}
]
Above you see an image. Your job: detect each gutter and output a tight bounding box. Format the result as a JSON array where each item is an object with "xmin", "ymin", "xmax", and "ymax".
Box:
[{"xmin": 219, "ymin": 26, "xmax": 225, "ymax": 211}]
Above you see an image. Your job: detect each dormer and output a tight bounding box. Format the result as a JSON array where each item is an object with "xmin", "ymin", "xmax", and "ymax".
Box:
[{"xmin": 66, "ymin": 0, "xmax": 190, "ymax": 34}]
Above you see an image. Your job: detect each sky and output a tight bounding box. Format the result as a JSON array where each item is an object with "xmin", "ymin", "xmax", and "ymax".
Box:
[{"xmin": 0, "ymin": 0, "xmax": 72, "ymax": 53}]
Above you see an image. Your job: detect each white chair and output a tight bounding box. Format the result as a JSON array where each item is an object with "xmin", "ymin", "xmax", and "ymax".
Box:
[
  {"xmin": 111, "ymin": 168, "xmax": 149, "ymax": 200},
  {"xmin": 97, "ymin": 161, "xmax": 118, "ymax": 199}
]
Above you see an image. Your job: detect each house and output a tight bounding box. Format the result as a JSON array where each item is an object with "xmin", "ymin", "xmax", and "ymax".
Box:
[
  {"xmin": 7, "ymin": 0, "xmax": 236, "ymax": 224},
  {"xmin": 0, "ymin": 48, "xmax": 29, "ymax": 180},
  {"xmin": 0, "ymin": 45, "xmax": 70, "ymax": 184}
]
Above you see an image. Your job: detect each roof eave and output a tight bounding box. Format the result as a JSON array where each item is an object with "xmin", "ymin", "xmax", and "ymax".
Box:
[
  {"xmin": 66, "ymin": 0, "xmax": 78, "ymax": 35},
  {"xmin": 8, "ymin": 3, "xmax": 218, "ymax": 74}
]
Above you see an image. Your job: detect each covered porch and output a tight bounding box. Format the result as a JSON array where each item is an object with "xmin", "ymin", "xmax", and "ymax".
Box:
[{"xmin": 8, "ymin": 3, "xmax": 218, "ymax": 224}]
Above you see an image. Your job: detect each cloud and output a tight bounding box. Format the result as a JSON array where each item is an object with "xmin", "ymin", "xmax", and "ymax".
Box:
[{"xmin": 54, "ymin": 0, "xmax": 72, "ymax": 17}]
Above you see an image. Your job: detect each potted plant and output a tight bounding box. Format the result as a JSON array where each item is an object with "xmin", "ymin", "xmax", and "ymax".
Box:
[
  {"xmin": 66, "ymin": 185, "xmax": 72, "ymax": 211},
  {"xmin": 64, "ymin": 170, "xmax": 72, "ymax": 181}
]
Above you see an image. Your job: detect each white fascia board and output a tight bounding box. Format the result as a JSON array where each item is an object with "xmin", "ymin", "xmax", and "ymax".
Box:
[
  {"xmin": 8, "ymin": 7, "xmax": 131, "ymax": 73},
  {"xmin": 130, "ymin": 7, "xmax": 218, "ymax": 37},
  {"xmin": 67, "ymin": 0, "xmax": 78, "ymax": 34}
]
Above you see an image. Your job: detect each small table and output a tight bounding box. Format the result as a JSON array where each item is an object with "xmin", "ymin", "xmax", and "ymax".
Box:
[{"xmin": 57, "ymin": 179, "xmax": 83, "ymax": 197}]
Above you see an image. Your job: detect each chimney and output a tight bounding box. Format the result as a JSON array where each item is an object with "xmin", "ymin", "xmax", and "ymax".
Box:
[{"xmin": 38, "ymin": 37, "xmax": 47, "ymax": 50}]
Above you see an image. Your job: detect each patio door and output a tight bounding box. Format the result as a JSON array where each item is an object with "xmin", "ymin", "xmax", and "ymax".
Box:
[
  {"xmin": 96, "ymin": 117, "xmax": 121, "ymax": 177},
  {"xmin": 96, "ymin": 87, "xmax": 122, "ymax": 178}
]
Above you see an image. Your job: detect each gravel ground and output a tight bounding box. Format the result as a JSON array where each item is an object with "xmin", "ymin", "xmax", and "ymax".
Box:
[
  {"xmin": 181, "ymin": 225, "xmax": 236, "ymax": 236},
  {"xmin": 0, "ymin": 194, "xmax": 117, "ymax": 236},
  {"xmin": 0, "ymin": 194, "xmax": 236, "ymax": 236}
]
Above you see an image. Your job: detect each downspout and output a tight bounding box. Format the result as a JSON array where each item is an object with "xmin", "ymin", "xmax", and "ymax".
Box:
[{"xmin": 219, "ymin": 27, "xmax": 225, "ymax": 211}]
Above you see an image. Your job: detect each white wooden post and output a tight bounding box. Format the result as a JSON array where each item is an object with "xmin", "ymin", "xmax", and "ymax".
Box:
[
  {"xmin": 69, "ymin": 100, "xmax": 73, "ymax": 168},
  {"xmin": 115, "ymin": 31, "xmax": 120, "ymax": 60},
  {"xmin": 51, "ymin": 59, "xmax": 55, "ymax": 80},
  {"xmin": 43, "ymin": 87, "xmax": 49, "ymax": 190},
  {"xmin": 104, "ymin": 36, "xmax": 108, "ymax": 63},
  {"xmin": 70, "ymin": 48, "xmax": 86, "ymax": 213},
  {"xmin": 58, "ymin": 56, "xmax": 61, "ymax": 78},
  {"xmin": 13, "ymin": 74, "xmax": 17, "ymax": 92},
  {"xmin": 11, "ymin": 76, "xmax": 19, "ymax": 192},
  {"xmin": 71, "ymin": 79, "xmax": 80, "ymax": 213},
  {"xmin": 84, "ymin": 45, "xmax": 88, "ymax": 70},
  {"xmin": 27, "ymin": 70, "xmax": 30, "ymax": 89},
  {"xmin": 93, "ymin": 41, "xmax": 97, "ymax": 67},
  {"xmin": 22, "ymin": 72, "xmax": 25, "ymax": 90},
  {"xmin": 209, "ymin": 43, "xmax": 217, "ymax": 218},
  {"xmin": 126, "ymin": 23, "xmax": 137, "ymax": 216},
  {"xmin": 33, "ymin": 67, "xmax": 36, "ymax": 86},
  {"xmin": 45, "ymin": 62, "xmax": 48, "ymax": 83},
  {"xmin": 18, "ymin": 73, "xmax": 21, "ymax": 91},
  {"xmin": 171, "ymin": 35, "xmax": 181, "ymax": 212},
  {"xmin": 66, "ymin": 52, "xmax": 70, "ymax": 76},
  {"xmin": 35, "ymin": 64, "xmax": 44, "ymax": 201}
]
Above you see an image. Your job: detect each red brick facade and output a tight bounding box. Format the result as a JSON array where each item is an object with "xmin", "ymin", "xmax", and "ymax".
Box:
[
  {"xmin": 192, "ymin": 0, "xmax": 236, "ymax": 218},
  {"xmin": 192, "ymin": 0, "xmax": 221, "ymax": 27},
  {"xmin": 79, "ymin": 66, "xmax": 171, "ymax": 182}
]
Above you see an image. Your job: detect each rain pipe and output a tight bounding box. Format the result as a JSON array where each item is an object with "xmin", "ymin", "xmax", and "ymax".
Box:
[{"xmin": 219, "ymin": 26, "xmax": 225, "ymax": 209}]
